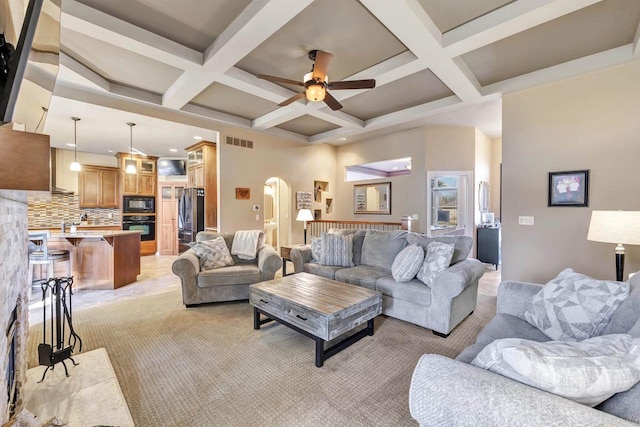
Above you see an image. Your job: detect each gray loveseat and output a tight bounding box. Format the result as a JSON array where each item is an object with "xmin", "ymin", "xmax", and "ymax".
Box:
[
  {"xmin": 409, "ymin": 275, "xmax": 640, "ymax": 426},
  {"xmin": 172, "ymin": 231, "xmax": 282, "ymax": 306},
  {"xmin": 290, "ymin": 229, "xmax": 485, "ymax": 336}
]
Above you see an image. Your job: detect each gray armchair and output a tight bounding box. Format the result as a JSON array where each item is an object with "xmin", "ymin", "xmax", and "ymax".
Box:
[{"xmin": 172, "ymin": 231, "xmax": 282, "ymax": 306}]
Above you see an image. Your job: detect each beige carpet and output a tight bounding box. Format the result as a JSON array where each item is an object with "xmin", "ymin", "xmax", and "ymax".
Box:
[{"xmin": 28, "ymin": 281, "xmax": 496, "ymax": 427}]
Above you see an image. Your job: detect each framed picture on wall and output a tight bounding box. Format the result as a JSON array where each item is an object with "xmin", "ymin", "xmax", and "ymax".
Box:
[{"xmin": 548, "ymin": 170, "xmax": 589, "ymax": 207}]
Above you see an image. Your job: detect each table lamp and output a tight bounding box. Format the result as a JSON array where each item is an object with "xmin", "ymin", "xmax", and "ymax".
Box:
[
  {"xmin": 587, "ymin": 210, "xmax": 640, "ymax": 281},
  {"xmin": 296, "ymin": 209, "xmax": 314, "ymax": 244}
]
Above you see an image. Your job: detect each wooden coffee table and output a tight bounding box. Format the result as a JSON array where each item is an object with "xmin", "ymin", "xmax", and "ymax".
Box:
[{"xmin": 250, "ymin": 272, "xmax": 382, "ymax": 367}]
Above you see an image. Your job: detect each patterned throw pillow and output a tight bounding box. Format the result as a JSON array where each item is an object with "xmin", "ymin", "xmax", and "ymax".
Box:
[
  {"xmin": 320, "ymin": 233, "xmax": 354, "ymax": 267},
  {"xmin": 391, "ymin": 244, "xmax": 424, "ymax": 282},
  {"xmin": 310, "ymin": 237, "xmax": 322, "ymax": 263},
  {"xmin": 190, "ymin": 236, "xmax": 234, "ymax": 270},
  {"xmin": 417, "ymin": 241, "xmax": 454, "ymax": 287},
  {"xmin": 471, "ymin": 335, "xmax": 640, "ymax": 407},
  {"xmin": 524, "ymin": 268, "xmax": 631, "ymax": 341}
]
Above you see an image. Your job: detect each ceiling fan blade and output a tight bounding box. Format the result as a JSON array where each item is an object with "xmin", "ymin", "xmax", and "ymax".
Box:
[
  {"xmin": 257, "ymin": 74, "xmax": 304, "ymax": 87},
  {"xmin": 328, "ymin": 79, "xmax": 376, "ymax": 90},
  {"xmin": 312, "ymin": 50, "xmax": 333, "ymax": 80},
  {"xmin": 323, "ymin": 91, "xmax": 343, "ymax": 111},
  {"xmin": 278, "ymin": 92, "xmax": 306, "ymax": 107}
]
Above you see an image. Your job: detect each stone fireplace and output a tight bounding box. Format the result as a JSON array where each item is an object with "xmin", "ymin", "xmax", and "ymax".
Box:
[{"xmin": 0, "ymin": 191, "xmax": 30, "ymax": 424}]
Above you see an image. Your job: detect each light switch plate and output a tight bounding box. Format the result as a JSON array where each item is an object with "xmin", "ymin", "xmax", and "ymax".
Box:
[{"xmin": 518, "ymin": 216, "xmax": 534, "ymax": 225}]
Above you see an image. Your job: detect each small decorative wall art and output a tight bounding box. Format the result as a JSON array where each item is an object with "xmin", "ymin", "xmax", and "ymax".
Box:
[
  {"xmin": 548, "ymin": 170, "xmax": 589, "ymax": 207},
  {"xmin": 235, "ymin": 187, "xmax": 250, "ymax": 200},
  {"xmin": 296, "ymin": 191, "xmax": 312, "ymax": 209}
]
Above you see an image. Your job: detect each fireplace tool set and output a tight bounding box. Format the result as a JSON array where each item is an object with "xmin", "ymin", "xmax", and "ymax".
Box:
[{"xmin": 37, "ymin": 276, "xmax": 82, "ymax": 382}]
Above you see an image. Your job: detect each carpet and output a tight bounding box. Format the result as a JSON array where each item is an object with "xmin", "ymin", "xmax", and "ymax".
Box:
[{"xmin": 28, "ymin": 281, "xmax": 496, "ymax": 427}]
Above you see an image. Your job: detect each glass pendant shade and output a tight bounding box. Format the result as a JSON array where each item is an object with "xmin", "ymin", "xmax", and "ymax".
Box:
[
  {"xmin": 304, "ymin": 71, "xmax": 327, "ymax": 102},
  {"xmin": 126, "ymin": 122, "xmax": 137, "ymax": 174},
  {"xmin": 69, "ymin": 117, "xmax": 81, "ymax": 171}
]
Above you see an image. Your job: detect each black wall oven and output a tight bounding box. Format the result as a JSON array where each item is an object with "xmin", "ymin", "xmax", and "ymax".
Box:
[
  {"xmin": 122, "ymin": 215, "xmax": 155, "ymax": 241},
  {"xmin": 123, "ymin": 196, "xmax": 155, "ymax": 213}
]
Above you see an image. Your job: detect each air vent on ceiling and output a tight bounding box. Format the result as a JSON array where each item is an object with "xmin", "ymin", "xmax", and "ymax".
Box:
[{"xmin": 226, "ymin": 136, "xmax": 253, "ymax": 149}]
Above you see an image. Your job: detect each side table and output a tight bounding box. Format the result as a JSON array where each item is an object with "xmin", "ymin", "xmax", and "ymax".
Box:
[{"xmin": 280, "ymin": 244, "xmax": 304, "ymax": 276}]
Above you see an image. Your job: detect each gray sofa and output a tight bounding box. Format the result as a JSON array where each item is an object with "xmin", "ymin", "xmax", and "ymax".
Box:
[
  {"xmin": 290, "ymin": 229, "xmax": 485, "ymax": 336},
  {"xmin": 172, "ymin": 231, "xmax": 282, "ymax": 306},
  {"xmin": 409, "ymin": 276, "xmax": 640, "ymax": 426}
]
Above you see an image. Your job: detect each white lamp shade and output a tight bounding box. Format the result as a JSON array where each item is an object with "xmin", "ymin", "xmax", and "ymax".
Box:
[
  {"xmin": 296, "ymin": 209, "xmax": 314, "ymax": 222},
  {"xmin": 69, "ymin": 161, "xmax": 81, "ymax": 171},
  {"xmin": 587, "ymin": 211, "xmax": 640, "ymax": 245},
  {"xmin": 125, "ymin": 160, "xmax": 137, "ymax": 174}
]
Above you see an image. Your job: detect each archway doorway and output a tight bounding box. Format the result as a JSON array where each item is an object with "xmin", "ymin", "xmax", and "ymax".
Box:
[{"xmin": 263, "ymin": 177, "xmax": 291, "ymax": 251}]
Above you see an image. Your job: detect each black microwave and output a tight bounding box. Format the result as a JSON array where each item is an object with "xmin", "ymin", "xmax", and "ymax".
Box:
[{"xmin": 123, "ymin": 196, "xmax": 155, "ymax": 213}]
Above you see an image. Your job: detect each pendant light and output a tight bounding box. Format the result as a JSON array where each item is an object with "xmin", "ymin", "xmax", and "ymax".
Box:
[
  {"xmin": 125, "ymin": 122, "xmax": 137, "ymax": 174},
  {"xmin": 69, "ymin": 117, "xmax": 81, "ymax": 171}
]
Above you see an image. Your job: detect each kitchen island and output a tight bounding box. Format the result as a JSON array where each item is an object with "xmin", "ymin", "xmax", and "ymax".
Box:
[{"xmin": 43, "ymin": 230, "xmax": 141, "ymax": 290}]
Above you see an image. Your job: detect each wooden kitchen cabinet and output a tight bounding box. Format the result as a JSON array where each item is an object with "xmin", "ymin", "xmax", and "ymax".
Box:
[
  {"xmin": 78, "ymin": 165, "xmax": 119, "ymax": 208},
  {"xmin": 115, "ymin": 153, "xmax": 158, "ymax": 196},
  {"xmin": 185, "ymin": 141, "xmax": 217, "ymax": 228}
]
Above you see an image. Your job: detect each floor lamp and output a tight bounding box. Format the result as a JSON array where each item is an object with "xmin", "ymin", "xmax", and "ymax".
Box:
[
  {"xmin": 296, "ymin": 209, "xmax": 314, "ymax": 244},
  {"xmin": 587, "ymin": 210, "xmax": 640, "ymax": 281}
]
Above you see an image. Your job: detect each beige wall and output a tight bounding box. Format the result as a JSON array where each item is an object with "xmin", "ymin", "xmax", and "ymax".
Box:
[
  {"xmin": 474, "ymin": 129, "xmax": 492, "ymax": 226},
  {"xmin": 216, "ymin": 125, "xmax": 337, "ymax": 244},
  {"xmin": 502, "ymin": 61, "xmax": 640, "ymax": 283},
  {"xmin": 490, "ymin": 138, "xmax": 502, "ymax": 219},
  {"xmin": 335, "ymin": 128, "xmax": 427, "ymax": 230}
]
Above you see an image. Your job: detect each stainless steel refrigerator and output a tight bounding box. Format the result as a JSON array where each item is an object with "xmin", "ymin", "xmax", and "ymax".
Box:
[{"xmin": 178, "ymin": 188, "xmax": 205, "ymax": 252}]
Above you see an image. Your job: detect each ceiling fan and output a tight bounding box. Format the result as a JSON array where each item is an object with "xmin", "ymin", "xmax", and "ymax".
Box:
[{"xmin": 257, "ymin": 50, "xmax": 376, "ymax": 111}]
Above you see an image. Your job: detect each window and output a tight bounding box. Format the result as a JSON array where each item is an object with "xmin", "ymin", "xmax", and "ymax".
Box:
[{"xmin": 427, "ymin": 172, "xmax": 472, "ymax": 236}]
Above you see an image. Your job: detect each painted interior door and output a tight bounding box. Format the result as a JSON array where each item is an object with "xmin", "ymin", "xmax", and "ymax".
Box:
[{"xmin": 158, "ymin": 182, "xmax": 184, "ymax": 255}]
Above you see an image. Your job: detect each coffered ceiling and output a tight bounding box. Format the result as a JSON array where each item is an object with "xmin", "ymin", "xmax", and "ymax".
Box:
[{"xmin": 26, "ymin": 0, "xmax": 640, "ymax": 157}]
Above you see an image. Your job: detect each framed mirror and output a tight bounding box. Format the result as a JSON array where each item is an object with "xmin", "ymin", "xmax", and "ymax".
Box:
[{"xmin": 354, "ymin": 182, "xmax": 391, "ymax": 214}]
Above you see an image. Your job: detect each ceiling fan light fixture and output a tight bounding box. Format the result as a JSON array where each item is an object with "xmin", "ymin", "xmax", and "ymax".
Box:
[
  {"xmin": 306, "ymin": 83, "xmax": 326, "ymax": 102},
  {"xmin": 304, "ymin": 72, "xmax": 327, "ymax": 102}
]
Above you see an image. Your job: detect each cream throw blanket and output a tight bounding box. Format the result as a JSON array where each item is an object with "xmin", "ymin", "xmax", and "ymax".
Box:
[{"xmin": 231, "ymin": 230, "xmax": 263, "ymax": 260}]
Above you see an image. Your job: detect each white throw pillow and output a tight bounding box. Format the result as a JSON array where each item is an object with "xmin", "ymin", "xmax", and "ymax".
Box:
[
  {"xmin": 391, "ymin": 244, "xmax": 424, "ymax": 282},
  {"xmin": 320, "ymin": 233, "xmax": 354, "ymax": 267},
  {"xmin": 471, "ymin": 334, "xmax": 640, "ymax": 407},
  {"xmin": 524, "ymin": 268, "xmax": 631, "ymax": 341},
  {"xmin": 417, "ymin": 241, "xmax": 454, "ymax": 287},
  {"xmin": 190, "ymin": 236, "xmax": 234, "ymax": 270}
]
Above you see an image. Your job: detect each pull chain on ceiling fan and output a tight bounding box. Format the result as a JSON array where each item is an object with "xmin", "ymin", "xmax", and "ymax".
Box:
[{"xmin": 257, "ymin": 50, "xmax": 376, "ymax": 111}]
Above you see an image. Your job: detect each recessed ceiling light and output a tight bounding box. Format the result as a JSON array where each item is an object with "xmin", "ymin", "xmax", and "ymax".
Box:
[
  {"xmin": 169, "ymin": 148, "xmax": 178, "ymax": 152},
  {"xmin": 66, "ymin": 143, "xmax": 76, "ymax": 147},
  {"xmin": 193, "ymin": 136, "xmax": 203, "ymax": 140},
  {"xmin": 338, "ymin": 137, "xmax": 346, "ymax": 141},
  {"xmin": 392, "ymin": 166, "xmax": 398, "ymax": 170}
]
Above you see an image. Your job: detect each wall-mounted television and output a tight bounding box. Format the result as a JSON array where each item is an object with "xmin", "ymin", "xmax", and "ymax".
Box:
[
  {"xmin": 1, "ymin": 0, "xmax": 43, "ymax": 124},
  {"xmin": 158, "ymin": 159, "xmax": 187, "ymax": 176}
]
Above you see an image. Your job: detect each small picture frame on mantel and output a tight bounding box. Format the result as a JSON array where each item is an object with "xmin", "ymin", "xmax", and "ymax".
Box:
[{"xmin": 548, "ymin": 170, "xmax": 589, "ymax": 207}]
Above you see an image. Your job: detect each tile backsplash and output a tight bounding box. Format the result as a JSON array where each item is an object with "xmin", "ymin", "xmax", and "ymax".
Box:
[{"xmin": 28, "ymin": 193, "xmax": 121, "ymax": 228}]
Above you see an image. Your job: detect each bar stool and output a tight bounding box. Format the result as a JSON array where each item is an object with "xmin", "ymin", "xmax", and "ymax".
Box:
[{"xmin": 27, "ymin": 231, "xmax": 71, "ymax": 289}]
